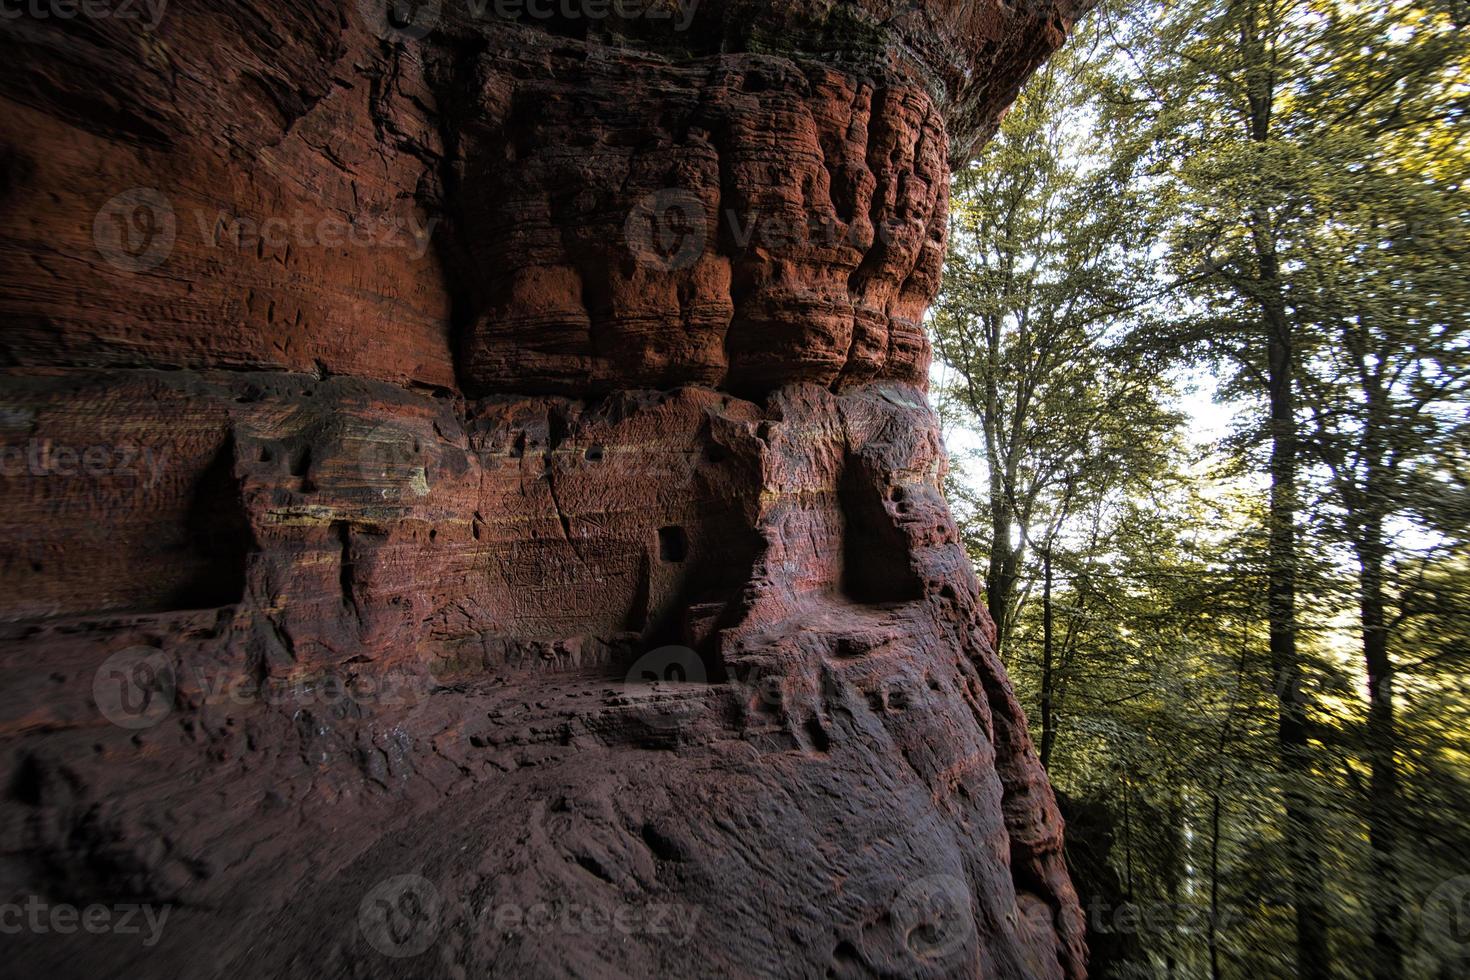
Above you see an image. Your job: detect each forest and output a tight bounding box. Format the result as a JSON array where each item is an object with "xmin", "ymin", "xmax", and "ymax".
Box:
[{"xmin": 929, "ymin": 0, "xmax": 1468, "ymax": 976}]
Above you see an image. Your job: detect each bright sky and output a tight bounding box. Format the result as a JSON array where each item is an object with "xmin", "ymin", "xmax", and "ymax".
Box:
[{"xmin": 927, "ymin": 358, "xmax": 1244, "ymax": 478}]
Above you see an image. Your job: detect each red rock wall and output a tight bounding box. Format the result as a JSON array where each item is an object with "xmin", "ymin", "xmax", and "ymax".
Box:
[{"xmin": 0, "ymin": 1, "xmax": 1089, "ymax": 976}]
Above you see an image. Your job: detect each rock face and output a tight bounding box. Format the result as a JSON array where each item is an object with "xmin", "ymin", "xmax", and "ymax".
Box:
[{"xmin": 0, "ymin": 2, "xmax": 1088, "ymax": 977}]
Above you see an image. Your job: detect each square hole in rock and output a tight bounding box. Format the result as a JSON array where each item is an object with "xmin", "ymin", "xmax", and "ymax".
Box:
[{"xmin": 658, "ymin": 525, "xmax": 688, "ymax": 562}]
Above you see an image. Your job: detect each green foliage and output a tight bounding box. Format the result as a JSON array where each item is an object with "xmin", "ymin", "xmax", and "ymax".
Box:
[
  {"xmin": 932, "ymin": 0, "xmax": 1470, "ymax": 976},
  {"xmin": 933, "ymin": 23, "xmax": 1184, "ymax": 659}
]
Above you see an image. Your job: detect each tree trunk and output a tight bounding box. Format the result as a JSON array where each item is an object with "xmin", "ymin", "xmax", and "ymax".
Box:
[
  {"xmin": 1264, "ymin": 264, "xmax": 1332, "ymax": 980},
  {"xmin": 1208, "ymin": 786, "xmax": 1223, "ymax": 980},
  {"xmin": 1123, "ymin": 773, "xmax": 1134, "ymax": 900},
  {"xmin": 1039, "ymin": 546, "xmax": 1056, "ymax": 768},
  {"xmin": 1242, "ymin": 3, "xmax": 1332, "ymax": 968},
  {"xmin": 986, "ymin": 506, "xmax": 1017, "ymax": 660},
  {"xmin": 1356, "ymin": 470, "xmax": 1404, "ymax": 979},
  {"xmin": 982, "ymin": 362, "xmax": 1020, "ymax": 660}
]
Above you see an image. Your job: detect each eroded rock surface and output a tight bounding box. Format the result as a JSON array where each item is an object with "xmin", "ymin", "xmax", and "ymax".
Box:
[{"xmin": 0, "ymin": 1, "xmax": 1088, "ymax": 976}]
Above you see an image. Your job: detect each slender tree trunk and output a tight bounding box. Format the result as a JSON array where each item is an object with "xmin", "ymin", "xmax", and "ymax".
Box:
[
  {"xmin": 982, "ymin": 375, "xmax": 1019, "ymax": 660},
  {"xmin": 1264, "ymin": 275, "xmax": 1331, "ymax": 980},
  {"xmin": 1039, "ymin": 546, "xmax": 1055, "ymax": 767},
  {"xmin": 986, "ymin": 503, "xmax": 1017, "ymax": 659},
  {"xmin": 1239, "ymin": 4, "xmax": 1331, "ymax": 968},
  {"xmin": 1163, "ymin": 792, "xmax": 1183, "ymax": 978},
  {"xmin": 1209, "ymin": 788, "xmax": 1223, "ymax": 980},
  {"xmin": 1355, "ymin": 476, "xmax": 1404, "ymax": 979},
  {"xmin": 1123, "ymin": 773, "xmax": 1134, "ymax": 900}
]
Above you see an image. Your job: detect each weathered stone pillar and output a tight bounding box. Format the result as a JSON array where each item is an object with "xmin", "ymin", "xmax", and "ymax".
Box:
[{"xmin": 0, "ymin": 1, "xmax": 1087, "ymax": 975}]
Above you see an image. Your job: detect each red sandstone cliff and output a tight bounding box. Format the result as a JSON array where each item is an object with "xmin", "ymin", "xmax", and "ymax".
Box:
[{"xmin": 0, "ymin": 1, "xmax": 1090, "ymax": 976}]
